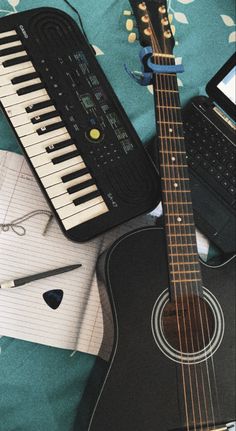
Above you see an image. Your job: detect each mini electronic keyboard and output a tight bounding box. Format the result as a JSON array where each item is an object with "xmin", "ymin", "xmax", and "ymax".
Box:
[{"xmin": 0, "ymin": 8, "xmax": 160, "ymax": 242}]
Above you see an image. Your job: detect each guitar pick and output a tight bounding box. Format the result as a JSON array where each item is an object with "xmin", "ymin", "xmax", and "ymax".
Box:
[{"xmin": 43, "ymin": 289, "xmax": 63, "ymax": 310}]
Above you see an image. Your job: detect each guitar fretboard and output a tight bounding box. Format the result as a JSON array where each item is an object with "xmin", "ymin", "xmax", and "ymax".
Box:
[{"xmin": 154, "ymin": 57, "xmax": 202, "ymax": 299}]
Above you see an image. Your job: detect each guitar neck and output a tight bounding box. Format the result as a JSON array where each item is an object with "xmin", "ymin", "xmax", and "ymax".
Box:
[{"xmin": 153, "ymin": 59, "xmax": 202, "ymax": 299}]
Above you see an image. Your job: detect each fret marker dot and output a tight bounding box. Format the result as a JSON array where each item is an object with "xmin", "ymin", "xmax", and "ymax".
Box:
[
  {"xmin": 169, "ymin": 128, "xmax": 173, "ymax": 133},
  {"xmin": 171, "ymin": 156, "xmax": 176, "ymax": 161},
  {"xmin": 174, "ymin": 182, "xmax": 178, "ymax": 188},
  {"xmin": 177, "ymin": 217, "xmax": 182, "ymax": 222}
]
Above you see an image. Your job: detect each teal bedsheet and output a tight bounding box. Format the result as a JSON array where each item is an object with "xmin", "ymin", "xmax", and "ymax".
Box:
[{"xmin": 0, "ymin": 0, "xmax": 235, "ymax": 430}]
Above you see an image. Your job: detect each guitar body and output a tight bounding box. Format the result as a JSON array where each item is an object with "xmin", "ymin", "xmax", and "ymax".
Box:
[
  {"xmin": 86, "ymin": 226, "xmax": 235, "ymax": 430},
  {"xmin": 76, "ymin": 2, "xmax": 235, "ymax": 429}
]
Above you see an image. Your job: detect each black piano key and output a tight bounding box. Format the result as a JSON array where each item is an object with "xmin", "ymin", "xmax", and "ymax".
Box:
[
  {"xmin": 26, "ymin": 99, "xmax": 53, "ymax": 113},
  {"xmin": 0, "ymin": 45, "xmax": 24, "ymax": 56},
  {"xmin": 61, "ymin": 167, "xmax": 89, "ymax": 183},
  {"xmin": 3, "ymin": 54, "xmax": 30, "ymax": 67},
  {"xmin": 12, "ymin": 71, "xmax": 38, "ymax": 84},
  {"xmin": 46, "ymin": 139, "xmax": 73, "ymax": 153},
  {"xmin": 52, "ymin": 150, "xmax": 79, "ymax": 165},
  {"xmin": 0, "ymin": 35, "xmax": 19, "ymax": 45},
  {"xmin": 67, "ymin": 179, "xmax": 94, "ymax": 195},
  {"xmin": 17, "ymin": 82, "xmax": 44, "ymax": 96},
  {"xmin": 31, "ymin": 110, "xmax": 59, "ymax": 124},
  {"xmin": 73, "ymin": 190, "xmax": 100, "ymax": 206},
  {"xmin": 37, "ymin": 121, "xmax": 65, "ymax": 135}
]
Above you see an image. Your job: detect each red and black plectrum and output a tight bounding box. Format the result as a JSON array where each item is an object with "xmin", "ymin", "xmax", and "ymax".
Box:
[{"xmin": 43, "ymin": 289, "xmax": 63, "ymax": 309}]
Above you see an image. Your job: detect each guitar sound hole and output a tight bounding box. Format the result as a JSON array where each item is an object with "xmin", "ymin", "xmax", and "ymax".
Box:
[{"xmin": 162, "ymin": 296, "xmax": 215, "ymax": 353}]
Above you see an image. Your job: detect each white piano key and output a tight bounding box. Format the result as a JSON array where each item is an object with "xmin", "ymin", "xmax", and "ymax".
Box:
[
  {"xmin": 24, "ymin": 133, "xmax": 71, "ymax": 156},
  {"xmin": 10, "ymin": 106, "xmax": 56, "ymax": 128},
  {"xmin": 21, "ymin": 127, "xmax": 68, "ymax": 147},
  {"xmin": 52, "ymin": 185, "xmax": 97, "ymax": 209},
  {"xmin": 1, "ymin": 88, "xmax": 47, "ymax": 107},
  {"xmin": 40, "ymin": 162, "xmax": 87, "ymax": 188},
  {"xmin": 0, "ymin": 61, "xmax": 33, "ymax": 76},
  {"xmin": 0, "ymin": 66, "xmax": 36, "ymax": 87},
  {"xmin": 6, "ymin": 94, "xmax": 51, "ymax": 117},
  {"xmin": 62, "ymin": 202, "xmax": 109, "ymax": 230},
  {"xmin": 10, "ymin": 112, "xmax": 29, "ymax": 127},
  {"xmin": 15, "ymin": 115, "xmax": 62, "ymax": 137},
  {"xmin": 29, "ymin": 144, "xmax": 77, "ymax": 167},
  {"xmin": 0, "ymin": 30, "xmax": 17, "ymax": 39},
  {"xmin": 46, "ymin": 173, "xmax": 92, "ymax": 199},
  {"xmin": 35, "ymin": 155, "xmax": 82, "ymax": 178},
  {"xmin": 57, "ymin": 196, "xmax": 104, "ymax": 219},
  {"xmin": 0, "ymin": 40, "xmax": 22, "ymax": 50},
  {"xmin": 0, "ymin": 77, "xmax": 41, "ymax": 97},
  {"xmin": 0, "ymin": 50, "xmax": 28, "ymax": 64}
]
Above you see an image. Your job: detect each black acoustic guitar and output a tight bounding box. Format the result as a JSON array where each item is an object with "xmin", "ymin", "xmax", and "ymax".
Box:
[{"xmin": 76, "ymin": 1, "xmax": 236, "ymax": 430}]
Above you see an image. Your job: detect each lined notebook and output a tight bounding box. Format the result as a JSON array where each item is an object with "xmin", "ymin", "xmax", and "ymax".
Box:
[{"xmin": 0, "ymin": 150, "xmax": 156, "ymax": 359}]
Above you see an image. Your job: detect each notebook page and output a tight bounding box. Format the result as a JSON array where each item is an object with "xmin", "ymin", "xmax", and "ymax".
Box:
[
  {"xmin": 0, "ymin": 150, "xmax": 104, "ymax": 354},
  {"xmin": 0, "ymin": 151, "xmax": 157, "ymax": 358}
]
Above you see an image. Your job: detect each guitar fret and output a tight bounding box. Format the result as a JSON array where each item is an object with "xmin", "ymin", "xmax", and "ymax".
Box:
[
  {"xmin": 162, "ymin": 178, "xmax": 190, "ymax": 180},
  {"xmin": 155, "ymin": 89, "xmax": 178, "ymax": 93},
  {"xmin": 169, "ymin": 243, "xmax": 196, "ymax": 247},
  {"xmin": 170, "ymin": 269, "xmax": 201, "ymax": 273},
  {"xmin": 167, "ymin": 213, "xmax": 193, "ymax": 216},
  {"xmin": 159, "ymin": 136, "xmax": 185, "ymax": 140},
  {"xmin": 168, "ymin": 234, "xmax": 195, "ymax": 237},
  {"xmin": 158, "ymin": 73, "xmax": 180, "ymax": 77},
  {"xmin": 163, "ymin": 204, "xmax": 192, "ymax": 207},
  {"xmin": 163, "ymin": 190, "xmax": 191, "ymax": 193},
  {"xmin": 160, "ymin": 151, "xmax": 186, "ymax": 154},
  {"xmin": 158, "ymin": 106, "xmax": 181, "ymax": 109},
  {"xmin": 158, "ymin": 121, "xmax": 183, "ymax": 125},
  {"xmin": 170, "ymin": 252, "xmax": 198, "ymax": 256},
  {"xmin": 170, "ymin": 261, "xmax": 199, "ymax": 265},
  {"xmin": 172, "ymin": 278, "xmax": 202, "ymax": 283},
  {"xmin": 166, "ymin": 223, "xmax": 194, "ymax": 227},
  {"xmin": 160, "ymin": 164, "xmax": 188, "ymax": 167}
]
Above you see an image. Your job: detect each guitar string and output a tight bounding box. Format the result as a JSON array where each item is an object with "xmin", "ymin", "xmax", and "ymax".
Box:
[
  {"xmin": 149, "ymin": 26, "xmax": 191, "ymax": 431},
  {"xmin": 163, "ymin": 52, "xmax": 216, "ymax": 430},
  {"xmin": 166, "ymin": 59, "xmax": 208, "ymax": 430},
  {"xmin": 158, "ymin": 55, "xmax": 198, "ymax": 429},
  {"xmin": 162, "ymin": 51, "xmax": 208, "ymax": 429},
  {"xmin": 163, "ymin": 58, "xmax": 200, "ymax": 430},
  {"xmin": 162, "ymin": 38, "xmax": 218, "ymax": 431},
  {"xmin": 149, "ymin": 22, "xmax": 199, "ymax": 429},
  {"xmin": 162, "ymin": 55, "xmax": 200, "ymax": 430},
  {"xmin": 161, "ymin": 17, "xmax": 220, "ymax": 429},
  {"xmin": 148, "ymin": 13, "xmax": 217, "ymax": 429}
]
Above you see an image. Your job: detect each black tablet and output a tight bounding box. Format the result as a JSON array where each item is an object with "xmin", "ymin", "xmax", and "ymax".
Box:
[{"xmin": 206, "ymin": 53, "xmax": 236, "ymax": 121}]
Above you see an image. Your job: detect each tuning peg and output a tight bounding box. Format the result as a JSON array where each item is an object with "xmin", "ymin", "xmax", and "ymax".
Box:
[
  {"xmin": 123, "ymin": 9, "xmax": 133, "ymax": 16},
  {"xmin": 164, "ymin": 29, "xmax": 172, "ymax": 38},
  {"xmin": 138, "ymin": 2, "xmax": 147, "ymax": 11},
  {"xmin": 128, "ymin": 32, "xmax": 138, "ymax": 43},
  {"xmin": 159, "ymin": 5, "xmax": 167, "ymax": 14},
  {"xmin": 126, "ymin": 18, "xmax": 136, "ymax": 32},
  {"xmin": 161, "ymin": 17, "xmax": 169, "ymax": 26}
]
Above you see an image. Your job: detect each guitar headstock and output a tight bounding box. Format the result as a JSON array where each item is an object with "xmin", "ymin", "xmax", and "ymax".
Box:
[{"xmin": 128, "ymin": 0, "xmax": 175, "ymax": 55}]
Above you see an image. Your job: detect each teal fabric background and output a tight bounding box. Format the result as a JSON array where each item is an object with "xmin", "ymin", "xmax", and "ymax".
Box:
[{"xmin": 0, "ymin": 0, "xmax": 235, "ymax": 430}]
